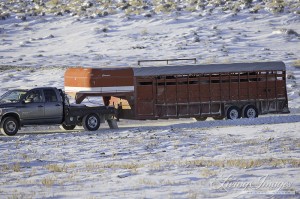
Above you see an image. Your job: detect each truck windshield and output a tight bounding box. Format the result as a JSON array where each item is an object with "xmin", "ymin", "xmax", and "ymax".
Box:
[{"xmin": 0, "ymin": 90, "xmax": 28, "ymax": 103}]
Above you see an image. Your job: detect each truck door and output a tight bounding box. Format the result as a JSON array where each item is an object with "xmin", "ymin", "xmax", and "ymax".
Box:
[
  {"xmin": 21, "ymin": 89, "xmax": 45, "ymax": 124},
  {"xmin": 43, "ymin": 89, "xmax": 63, "ymax": 123}
]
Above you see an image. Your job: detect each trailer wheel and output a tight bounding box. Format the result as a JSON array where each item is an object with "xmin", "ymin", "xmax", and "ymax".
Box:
[
  {"xmin": 60, "ymin": 124, "xmax": 76, "ymax": 131},
  {"xmin": 83, "ymin": 113, "xmax": 100, "ymax": 131},
  {"xmin": 226, "ymin": 106, "xmax": 241, "ymax": 120},
  {"xmin": 243, "ymin": 105, "xmax": 258, "ymax": 118},
  {"xmin": 0, "ymin": 117, "xmax": 19, "ymax": 136},
  {"xmin": 212, "ymin": 116, "xmax": 224, "ymax": 120},
  {"xmin": 195, "ymin": 117, "xmax": 207, "ymax": 121}
]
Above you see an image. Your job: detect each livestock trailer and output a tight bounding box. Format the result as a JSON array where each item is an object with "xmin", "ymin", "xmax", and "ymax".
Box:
[{"xmin": 64, "ymin": 61, "xmax": 289, "ymax": 120}]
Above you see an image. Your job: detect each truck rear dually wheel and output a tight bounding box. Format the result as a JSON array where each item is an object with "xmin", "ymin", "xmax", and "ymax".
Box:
[
  {"xmin": 83, "ymin": 113, "xmax": 100, "ymax": 131},
  {"xmin": 0, "ymin": 117, "xmax": 19, "ymax": 136}
]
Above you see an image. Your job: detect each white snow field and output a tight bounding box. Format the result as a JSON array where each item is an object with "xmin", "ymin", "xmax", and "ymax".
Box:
[
  {"xmin": 0, "ymin": 119, "xmax": 299, "ymax": 198},
  {"xmin": 0, "ymin": 0, "xmax": 300, "ymax": 198}
]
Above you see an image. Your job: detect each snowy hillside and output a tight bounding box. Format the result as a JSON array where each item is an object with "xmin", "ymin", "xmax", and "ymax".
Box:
[
  {"xmin": 0, "ymin": 0, "xmax": 300, "ymax": 68},
  {"xmin": 0, "ymin": 0, "xmax": 300, "ymax": 198}
]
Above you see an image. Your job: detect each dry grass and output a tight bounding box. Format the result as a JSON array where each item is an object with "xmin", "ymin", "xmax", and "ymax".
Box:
[
  {"xmin": 188, "ymin": 191, "xmax": 198, "ymax": 199},
  {"xmin": 67, "ymin": 163, "xmax": 77, "ymax": 169},
  {"xmin": 7, "ymin": 193, "xmax": 32, "ymax": 199},
  {"xmin": 45, "ymin": 164, "xmax": 66, "ymax": 172},
  {"xmin": 154, "ymin": 1, "xmax": 177, "ymax": 13},
  {"xmin": 41, "ymin": 176, "xmax": 55, "ymax": 187},
  {"xmin": 28, "ymin": 168, "xmax": 37, "ymax": 178},
  {"xmin": 1, "ymin": 164, "xmax": 10, "ymax": 172},
  {"xmin": 293, "ymin": 60, "xmax": 300, "ymax": 68},
  {"xmin": 84, "ymin": 161, "xmax": 141, "ymax": 172},
  {"xmin": 250, "ymin": 4, "xmax": 262, "ymax": 13},
  {"xmin": 85, "ymin": 162, "xmax": 105, "ymax": 173},
  {"xmin": 172, "ymin": 158, "xmax": 300, "ymax": 169},
  {"xmin": 103, "ymin": 162, "xmax": 141, "ymax": 170},
  {"xmin": 267, "ymin": 0, "xmax": 285, "ymax": 13},
  {"xmin": 138, "ymin": 178, "xmax": 180, "ymax": 187},
  {"xmin": 0, "ymin": 152, "xmax": 298, "ymax": 196},
  {"xmin": 1, "ymin": 0, "xmax": 299, "ymax": 19},
  {"xmin": 201, "ymin": 168, "xmax": 218, "ymax": 178},
  {"xmin": 148, "ymin": 162, "xmax": 165, "ymax": 173},
  {"xmin": 141, "ymin": 28, "xmax": 148, "ymax": 36},
  {"xmin": 138, "ymin": 178, "xmax": 157, "ymax": 186},
  {"xmin": 203, "ymin": 57, "xmax": 217, "ymax": 64},
  {"xmin": 261, "ymin": 127, "xmax": 275, "ymax": 133},
  {"xmin": 12, "ymin": 162, "xmax": 21, "ymax": 172},
  {"xmin": 220, "ymin": 58, "xmax": 232, "ymax": 64}
]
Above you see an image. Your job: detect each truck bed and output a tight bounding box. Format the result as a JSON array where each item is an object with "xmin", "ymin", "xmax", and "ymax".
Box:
[{"xmin": 67, "ymin": 105, "xmax": 116, "ymax": 117}]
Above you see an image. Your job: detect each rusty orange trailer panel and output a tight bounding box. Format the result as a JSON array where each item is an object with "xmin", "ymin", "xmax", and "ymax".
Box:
[{"xmin": 65, "ymin": 67, "xmax": 134, "ymax": 98}]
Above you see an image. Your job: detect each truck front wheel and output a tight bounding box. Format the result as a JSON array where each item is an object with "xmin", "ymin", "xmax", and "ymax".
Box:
[
  {"xmin": 0, "ymin": 117, "xmax": 19, "ymax": 136},
  {"xmin": 83, "ymin": 113, "xmax": 100, "ymax": 131}
]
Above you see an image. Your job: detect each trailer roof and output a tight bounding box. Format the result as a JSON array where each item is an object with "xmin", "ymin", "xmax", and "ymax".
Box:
[{"xmin": 132, "ymin": 61, "xmax": 285, "ymax": 77}]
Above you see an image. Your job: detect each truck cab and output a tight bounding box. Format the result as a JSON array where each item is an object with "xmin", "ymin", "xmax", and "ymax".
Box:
[
  {"xmin": 1, "ymin": 87, "xmax": 63, "ymax": 121},
  {"xmin": 0, "ymin": 87, "xmax": 117, "ymax": 136}
]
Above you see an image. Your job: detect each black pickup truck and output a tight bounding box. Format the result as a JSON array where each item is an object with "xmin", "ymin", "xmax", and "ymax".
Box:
[{"xmin": 0, "ymin": 87, "xmax": 117, "ymax": 136}]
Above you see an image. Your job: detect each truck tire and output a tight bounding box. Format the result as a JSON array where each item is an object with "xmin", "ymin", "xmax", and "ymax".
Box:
[
  {"xmin": 83, "ymin": 113, "xmax": 100, "ymax": 131},
  {"xmin": 0, "ymin": 117, "xmax": 19, "ymax": 136},
  {"xmin": 243, "ymin": 105, "xmax": 258, "ymax": 118},
  {"xmin": 226, "ymin": 106, "xmax": 241, "ymax": 120},
  {"xmin": 60, "ymin": 124, "xmax": 76, "ymax": 130}
]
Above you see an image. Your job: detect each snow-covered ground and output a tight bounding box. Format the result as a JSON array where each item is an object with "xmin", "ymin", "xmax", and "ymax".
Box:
[
  {"xmin": 0, "ymin": 118, "xmax": 299, "ymax": 198},
  {"xmin": 0, "ymin": 1, "xmax": 300, "ymax": 198}
]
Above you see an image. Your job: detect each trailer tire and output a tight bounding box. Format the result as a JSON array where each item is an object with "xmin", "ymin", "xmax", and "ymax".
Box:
[
  {"xmin": 0, "ymin": 117, "xmax": 19, "ymax": 136},
  {"xmin": 226, "ymin": 106, "xmax": 241, "ymax": 120},
  {"xmin": 83, "ymin": 113, "xmax": 100, "ymax": 131},
  {"xmin": 243, "ymin": 105, "xmax": 258, "ymax": 118},
  {"xmin": 212, "ymin": 116, "xmax": 224, "ymax": 120},
  {"xmin": 60, "ymin": 124, "xmax": 76, "ymax": 131},
  {"xmin": 195, "ymin": 117, "xmax": 207, "ymax": 121}
]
